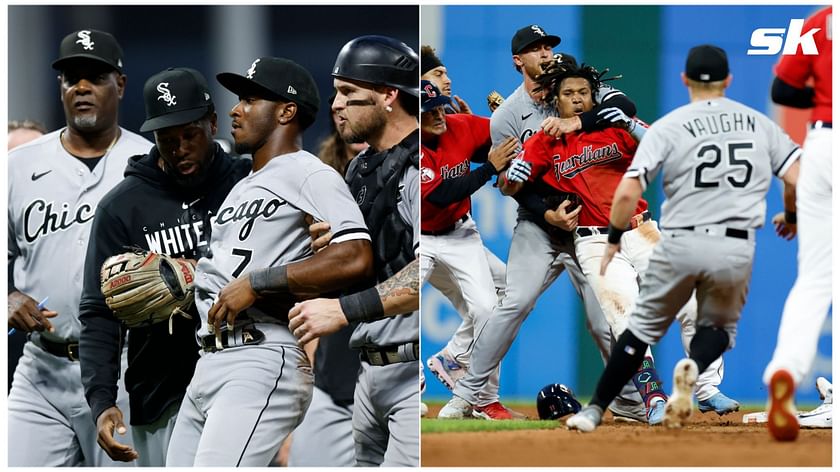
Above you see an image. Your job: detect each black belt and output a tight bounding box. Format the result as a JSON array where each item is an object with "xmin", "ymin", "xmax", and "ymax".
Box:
[
  {"xmin": 360, "ymin": 342, "xmax": 419, "ymax": 366},
  {"xmin": 199, "ymin": 326, "xmax": 265, "ymax": 353},
  {"xmin": 421, "ymin": 215, "xmax": 468, "ymax": 236},
  {"xmin": 32, "ymin": 334, "xmax": 80, "ymax": 361},
  {"xmin": 671, "ymin": 226, "xmax": 750, "ymax": 240},
  {"xmin": 811, "ymin": 121, "xmax": 832, "ymax": 129}
]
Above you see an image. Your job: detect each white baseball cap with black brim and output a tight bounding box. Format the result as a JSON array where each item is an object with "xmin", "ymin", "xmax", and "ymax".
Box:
[{"xmin": 140, "ymin": 68, "xmax": 214, "ymax": 132}]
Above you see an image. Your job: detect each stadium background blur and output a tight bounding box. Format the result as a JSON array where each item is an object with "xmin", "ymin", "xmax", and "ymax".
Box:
[{"xmin": 420, "ymin": 4, "xmax": 831, "ymax": 406}]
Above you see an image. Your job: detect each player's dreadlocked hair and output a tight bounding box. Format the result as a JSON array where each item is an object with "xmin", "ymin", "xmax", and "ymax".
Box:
[{"xmin": 534, "ymin": 55, "xmax": 622, "ymax": 106}]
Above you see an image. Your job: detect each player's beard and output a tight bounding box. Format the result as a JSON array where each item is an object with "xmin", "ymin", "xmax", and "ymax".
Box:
[
  {"xmin": 340, "ymin": 107, "xmax": 387, "ymax": 144},
  {"xmin": 73, "ymin": 114, "xmax": 98, "ymax": 131}
]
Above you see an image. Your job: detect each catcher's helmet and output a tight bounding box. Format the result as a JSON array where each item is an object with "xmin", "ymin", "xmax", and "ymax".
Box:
[
  {"xmin": 332, "ymin": 35, "xmax": 418, "ymax": 97},
  {"xmin": 536, "ymin": 383, "xmax": 582, "ymax": 420}
]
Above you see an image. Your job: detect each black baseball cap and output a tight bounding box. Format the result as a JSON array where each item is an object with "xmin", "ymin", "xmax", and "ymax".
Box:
[
  {"xmin": 217, "ymin": 57, "xmax": 320, "ymax": 129},
  {"xmin": 52, "ymin": 29, "xmax": 124, "ymax": 73},
  {"xmin": 511, "ymin": 24, "xmax": 561, "ymax": 55},
  {"xmin": 140, "ymin": 68, "xmax": 214, "ymax": 132},
  {"xmin": 685, "ymin": 45, "xmax": 729, "ymax": 82},
  {"xmin": 421, "ymin": 80, "xmax": 451, "ymax": 113}
]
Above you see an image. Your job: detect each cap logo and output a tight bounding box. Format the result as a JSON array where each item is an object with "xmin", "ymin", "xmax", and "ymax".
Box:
[
  {"xmin": 204, "ymin": 92, "xmax": 210, "ymax": 101},
  {"xmin": 246, "ymin": 59, "xmax": 260, "ymax": 79},
  {"xmin": 287, "ymin": 85, "xmax": 297, "ymax": 95},
  {"xmin": 531, "ymin": 25, "xmax": 546, "ymax": 37},
  {"xmin": 117, "ymin": 59, "xmax": 123, "ymax": 68},
  {"xmin": 423, "ymin": 82, "xmax": 438, "ymax": 98},
  {"xmin": 700, "ymin": 73, "xmax": 710, "ymax": 81},
  {"xmin": 156, "ymin": 82, "xmax": 177, "ymax": 107},
  {"xmin": 76, "ymin": 30, "xmax": 95, "ymax": 51}
]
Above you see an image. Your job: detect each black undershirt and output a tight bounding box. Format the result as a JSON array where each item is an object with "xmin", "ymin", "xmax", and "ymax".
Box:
[{"xmin": 73, "ymin": 154, "xmax": 104, "ymax": 172}]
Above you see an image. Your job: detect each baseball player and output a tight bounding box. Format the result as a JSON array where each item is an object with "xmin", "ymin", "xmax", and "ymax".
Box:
[
  {"xmin": 566, "ymin": 45, "xmax": 801, "ymax": 433},
  {"xmin": 8, "ymin": 119, "xmax": 47, "ymax": 150},
  {"xmin": 7, "ymin": 29, "xmax": 151, "ymax": 466},
  {"xmin": 288, "ymin": 35, "xmax": 420, "ymax": 466},
  {"xmin": 420, "ymin": 80, "xmax": 520, "ymax": 418},
  {"xmin": 285, "ymin": 104, "xmax": 369, "ymax": 467},
  {"xmin": 439, "ymin": 24, "xmax": 657, "ymax": 423},
  {"xmin": 506, "ymin": 61, "xmax": 737, "ymax": 419},
  {"xmin": 421, "ymin": 46, "xmax": 513, "ymax": 416},
  {"xmin": 78, "ymin": 67, "xmax": 251, "ymax": 465},
  {"xmin": 163, "ymin": 57, "xmax": 373, "ymax": 467},
  {"xmin": 762, "ymin": 5, "xmax": 832, "ymax": 441}
]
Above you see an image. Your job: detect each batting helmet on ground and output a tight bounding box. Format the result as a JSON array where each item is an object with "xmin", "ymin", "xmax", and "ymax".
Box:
[
  {"xmin": 332, "ymin": 35, "xmax": 418, "ymax": 97},
  {"xmin": 536, "ymin": 383, "xmax": 582, "ymax": 420}
]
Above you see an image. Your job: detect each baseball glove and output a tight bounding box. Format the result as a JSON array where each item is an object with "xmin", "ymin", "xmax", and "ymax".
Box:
[{"xmin": 101, "ymin": 250, "xmax": 195, "ymax": 333}]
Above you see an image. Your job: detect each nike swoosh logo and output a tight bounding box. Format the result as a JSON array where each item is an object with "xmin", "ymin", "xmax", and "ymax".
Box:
[
  {"xmin": 182, "ymin": 198, "xmax": 201, "ymax": 210},
  {"xmin": 31, "ymin": 170, "xmax": 52, "ymax": 181},
  {"xmin": 521, "ymin": 113, "xmax": 533, "ymax": 120}
]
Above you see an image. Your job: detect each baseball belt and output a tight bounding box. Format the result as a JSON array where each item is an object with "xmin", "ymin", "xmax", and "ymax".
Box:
[
  {"xmin": 199, "ymin": 325, "xmax": 266, "ymax": 353},
  {"xmin": 575, "ymin": 211, "xmax": 652, "ymax": 238},
  {"xmin": 360, "ymin": 342, "xmax": 420, "ymax": 366},
  {"xmin": 811, "ymin": 120, "xmax": 831, "ymax": 129},
  {"xmin": 667, "ymin": 225, "xmax": 752, "ymax": 241},
  {"xmin": 421, "ymin": 214, "xmax": 468, "ymax": 236},
  {"xmin": 29, "ymin": 333, "xmax": 80, "ymax": 361}
]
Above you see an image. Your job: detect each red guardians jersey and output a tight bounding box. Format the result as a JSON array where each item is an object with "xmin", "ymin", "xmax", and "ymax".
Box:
[
  {"xmin": 421, "ymin": 114, "xmax": 491, "ymax": 232},
  {"xmin": 522, "ymin": 127, "xmax": 647, "ymax": 226}
]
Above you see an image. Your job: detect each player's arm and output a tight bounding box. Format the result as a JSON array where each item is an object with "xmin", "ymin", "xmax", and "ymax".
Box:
[
  {"xmin": 78, "ymin": 204, "xmax": 138, "ymax": 462},
  {"xmin": 772, "ymin": 160, "xmax": 801, "ymax": 240},
  {"xmin": 287, "ymin": 257, "xmax": 419, "ymax": 345},
  {"xmin": 771, "ymin": 77, "xmax": 815, "ymax": 109},
  {"xmin": 600, "ymin": 176, "xmax": 644, "ymax": 275},
  {"xmin": 426, "ymin": 137, "xmax": 519, "ymax": 207},
  {"xmin": 543, "ymin": 88, "xmax": 637, "ymax": 137}
]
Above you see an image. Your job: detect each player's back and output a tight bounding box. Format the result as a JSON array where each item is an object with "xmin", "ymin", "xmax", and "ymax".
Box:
[{"xmin": 637, "ymin": 97, "xmax": 799, "ymax": 230}]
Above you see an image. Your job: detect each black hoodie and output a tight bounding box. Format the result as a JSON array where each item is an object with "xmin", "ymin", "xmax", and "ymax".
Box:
[{"xmin": 79, "ymin": 143, "xmax": 251, "ymax": 426}]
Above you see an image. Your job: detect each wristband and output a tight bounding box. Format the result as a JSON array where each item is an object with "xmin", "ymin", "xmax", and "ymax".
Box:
[
  {"xmin": 607, "ymin": 223, "xmax": 626, "ymax": 244},
  {"xmin": 784, "ymin": 210, "xmax": 797, "ymax": 224},
  {"xmin": 249, "ymin": 265, "xmax": 288, "ymax": 295},
  {"xmin": 339, "ymin": 287, "xmax": 385, "ymax": 323}
]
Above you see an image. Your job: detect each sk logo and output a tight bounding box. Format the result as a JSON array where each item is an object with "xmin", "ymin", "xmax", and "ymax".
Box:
[
  {"xmin": 531, "ymin": 25, "xmax": 546, "ymax": 37},
  {"xmin": 76, "ymin": 30, "xmax": 95, "ymax": 51},
  {"xmin": 246, "ymin": 59, "xmax": 260, "ymax": 79},
  {"xmin": 156, "ymin": 82, "xmax": 177, "ymax": 107}
]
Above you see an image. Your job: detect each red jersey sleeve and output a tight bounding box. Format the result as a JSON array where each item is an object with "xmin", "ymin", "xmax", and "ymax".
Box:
[
  {"xmin": 420, "ymin": 146, "xmax": 441, "ymax": 199},
  {"xmin": 522, "ymin": 132, "xmax": 552, "ymax": 182},
  {"xmin": 462, "ymin": 114, "xmax": 492, "ymax": 156}
]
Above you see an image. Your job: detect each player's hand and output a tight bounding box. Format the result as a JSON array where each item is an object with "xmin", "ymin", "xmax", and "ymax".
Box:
[
  {"xmin": 596, "ymin": 107, "xmax": 635, "ymax": 131},
  {"xmin": 505, "ymin": 158, "xmax": 532, "ymax": 183},
  {"xmin": 208, "ymin": 275, "xmax": 256, "ymax": 333},
  {"xmin": 96, "ymin": 406, "xmax": 138, "ymax": 462},
  {"xmin": 541, "ymin": 116, "xmax": 582, "ymax": 138},
  {"xmin": 7, "ymin": 291, "xmax": 57, "ymax": 333},
  {"xmin": 771, "ymin": 212, "xmax": 797, "ymax": 240},
  {"xmin": 488, "ymin": 137, "xmax": 519, "ymax": 172},
  {"xmin": 452, "ymin": 95, "xmax": 473, "ymax": 115},
  {"xmin": 308, "ymin": 221, "xmax": 333, "ymax": 253},
  {"xmin": 544, "ymin": 199, "xmax": 581, "ymax": 231},
  {"xmin": 288, "ymin": 298, "xmax": 348, "ymax": 345},
  {"xmin": 600, "ymin": 242, "xmax": 621, "ymax": 276}
]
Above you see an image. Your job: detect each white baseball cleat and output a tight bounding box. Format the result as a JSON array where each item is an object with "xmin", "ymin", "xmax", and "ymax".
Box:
[
  {"xmin": 663, "ymin": 358, "xmax": 698, "ymax": 429},
  {"xmin": 566, "ymin": 405, "xmax": 604, "ymax": 432},
  {"xmin": 799, "ymin": 376, "xmax": 832, "ymax": 429},
  {"xmin": 426, "ymin": 349, "xmax": 467, "ymax": 391},
  {"xmin": 437, "ymin": 396, "xmax": 473, "ymax": 419}
]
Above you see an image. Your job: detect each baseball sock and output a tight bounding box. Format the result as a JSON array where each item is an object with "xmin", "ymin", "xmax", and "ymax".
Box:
[
  {"xmin": 689, "ymin": 326, "xmax": 729, "ymax": 373},
  {"xmin": 590, "ymin": 329, "xmax": 648, "ymax": 411},
  {"xmin": 632, "ymin": 356, "xmax": 668, "ymax": 408}
]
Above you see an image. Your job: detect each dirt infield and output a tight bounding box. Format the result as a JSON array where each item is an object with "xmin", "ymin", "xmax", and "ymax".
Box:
[{"xmin": 422, "ymin": 405, "xmax": 832, "ymax": 467}]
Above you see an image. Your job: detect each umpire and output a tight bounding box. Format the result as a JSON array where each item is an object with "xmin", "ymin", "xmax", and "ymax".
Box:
[{"xmin": 79, "ymin": 68, "xmax": 250, "ymax": 465}]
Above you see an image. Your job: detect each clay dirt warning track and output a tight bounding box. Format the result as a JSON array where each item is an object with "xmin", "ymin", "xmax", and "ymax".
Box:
[{"xmin": 422, "ymin": 406, "xmax": 832, "ymax": 467}]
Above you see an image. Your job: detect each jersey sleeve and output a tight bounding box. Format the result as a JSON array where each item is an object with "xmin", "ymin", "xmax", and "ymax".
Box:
[
  {"xmin": 490, "ymin": 107, "xmax": 519, "ymax": 147},
  {"xmin": 596, "ymin": 83, "xmax": 625, "ymax": 104},
  {"xmin": 764, "ymin": 117, "xmax": 802, "ymax": 178},
  {"xmin": 625, "ymin": 125, "xmax": 669, "ymax": 191},
  {"xmin": 419, "ymin": 148, "xmax": 441, "ymax": 199},
  {"xmin": 773, "ymin": 10, "xmax": 824, "ymax": 88},
  {"xmin": 79, "ymin": 203, "xmax": 129, "ymax": 421},
  {"xmin": 522, "ymin": 134, "xmax": 551, "ymax": 181},
  {"xmin": 297, "ymin": 168, "xmax": 371, "ymax": 245}
]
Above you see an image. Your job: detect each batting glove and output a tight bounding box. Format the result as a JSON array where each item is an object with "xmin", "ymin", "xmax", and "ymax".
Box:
[
  {"xmin": 597, "ymin": 107, "xmax": 645, "ymax": 140},
  {"xmin": 506, "ymin": 158, "xmax": 532, "ymax": 183}
]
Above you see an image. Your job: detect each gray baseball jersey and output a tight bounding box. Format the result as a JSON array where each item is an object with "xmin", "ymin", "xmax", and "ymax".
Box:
[
  {"xmin": 167, "ymin": 150, "xmax": 369, "ymax": 466},
  {"xmin": 626, "ymin": 96, "xmax": 800, "ymax": 349},
  {"xmin": 626, "ymin": 97, "xmax": 801, "ymax": 229},
  {"xmin": 7, "ymin": 127, "xmax": 152, "ymax": 466},
  {"xmin": 490, "ymin": 83, "xmax": 622, "ymax": 146},
  {"xmin": 348, "ymin": 165, "xmax": 420, "ymax": 349}
]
